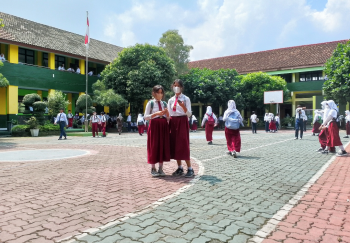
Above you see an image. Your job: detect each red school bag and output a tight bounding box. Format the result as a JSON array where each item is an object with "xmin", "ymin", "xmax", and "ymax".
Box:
[{"xmin": 206, "ymin": 113, "xmax": 215, "ymax": 126}]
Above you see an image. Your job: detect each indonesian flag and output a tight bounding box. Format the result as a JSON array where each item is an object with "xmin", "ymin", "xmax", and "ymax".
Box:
[{"xmin": 85, "ymin": 14, "xmax": 90, "ymax": 48}]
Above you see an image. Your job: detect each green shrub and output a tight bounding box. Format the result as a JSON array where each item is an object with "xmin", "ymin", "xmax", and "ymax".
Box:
[
  {"xmin": 11, "ymin": 125, "xmax": 30, "ymax": 136},
  {"xmin": 40, "ymin": 124, "xmax": 60, "ymax": 132},
  {"xmin": 25, "ymin": 116, "xmax": 39, "ymax": 129},
  {"xmin": 33, "ymin": 101, "xmax": 47, "ymax": 111},
  {"xmin": 23, "ymin": 93, "xmax": 41, "ymax": 106}
]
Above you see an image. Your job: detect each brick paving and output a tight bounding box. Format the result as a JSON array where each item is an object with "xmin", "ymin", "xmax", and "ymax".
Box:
[{"xmin": 0, "ymin": 130, "xmax": 349, "ymax": 243}]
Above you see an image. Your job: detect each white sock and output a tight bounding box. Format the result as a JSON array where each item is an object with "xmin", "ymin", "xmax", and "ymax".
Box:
[
  {"xmin": 159, "ymin": 163, "xmax": 163, "ymax": 169},
  {"xmin": 339, "ymin": 145, "xmax": 345, "ymax": 151},
  {"xmin": 178, "ymin": 165, "xmax": 183, "ymax": 169},
  {"xmin": 188, "ymin": 166, "xmax": 192, "ymax": 170},
  {"xmin": 325, "ymin": 146, "xmax": 329, "ymax": 150}
]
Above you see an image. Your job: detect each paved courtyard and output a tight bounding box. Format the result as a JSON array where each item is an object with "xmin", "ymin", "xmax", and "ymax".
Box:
[{"xmin": 0, "ymin": 129, "xmax": 349, "ymax": 243}]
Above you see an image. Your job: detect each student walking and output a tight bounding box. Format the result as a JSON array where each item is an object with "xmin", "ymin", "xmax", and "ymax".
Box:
[
  {"xmin": 317, "ymin": 101, "xmax": 335, "ymax": 153},
  {"xmin": 344, "ymin": 110, "xmax": 350, "ymax": 138},
  {"xmin": 100, "ymin": 112, "xmax": 107, "ymax": 137},
  {"xmin": 320, "ymin": 100, "xmax": 347, "ymax": 156},
  {"xmin": 312, "ymin": 110, "xmax": 322, "ymax": 136},
  {"xmin": 295, "ymin": 106, "xmax": 307, "ymax": 140},
  {"xmin": 137, "ymin": 113, "xmax": 145, "ymax": 136},
  {"xmin": 144, "ymin": 85, "xmax": 170, "ymax": 177},
  {"xmin": 67, "ymin": 110, "xmax": 73, "ymax": 129},
  {"xmin": 127, "ymin": 113, "xmax": 132, "ymax": 132},
  {"xmin": 54, "ymin": 108, "xmax": 68, "ymax": 140},
  {"xmin": 201, "ymin": 106, "xmax": 218, "ymax": 145},
  {"xmin": 90, "ymin": 111, "xmax": 100, "ymax": 138},
  {"xmin": 168, "ymin": 79, "xmax": 194, "ymax": 177},
  {"xmin": 264, "ymin": 113, "xmax": 270, "ymax": 133},
  {"xmin": 250, "ymin": 111, "xmax": 257, "ymax": 134},
  {"xmin": 223, "ymin": 100, "xmax": 244, "ymax": 158},
  {"xmin": 191, "ymin": 115, "xmax": 198, "ymax": 132},
  {"xmin": 275, "ymin": 113, "xmax": 280, "ymax": 131},
  {"xmin": 116, "ymin": 113, "xmax": 123, "ymax": 135}
]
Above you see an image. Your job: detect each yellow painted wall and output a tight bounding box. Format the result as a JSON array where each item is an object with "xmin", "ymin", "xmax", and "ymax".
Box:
[
  {"xmin": 347, "ymin": 102, "xmax": 349, "ymax": 111},
  {"xmin": 67, "ymin": 93, "xmax": 72, "ymax": 111},
  {"xmin": 104, "ymin": 106, "xmax": 109, "ymax": 113},
  {"xmin": 292, "ymin": 73, "xmax": 296, "ymax": 83},
  {"xmin": 37, "ymin": 52, "xmax": 42, "ymax": 66},
  {"xmin": 0, "ymin": 87, "xmax": 6, "ymax": 115},
  {"xmin": 79, "ymin": 59, "xmax": 85, "ymax": 75},
  {"xmin": 1, "ymin": 44, "xmax": 6, "ymax": 57},
  {"xmin": 7, "ymin": 85, "xmax": 18, "ymax": 114},
  {"xmin": 125, "ymin": 103, "xmax": 130, "ymax": 116},
  {"xmin": 143, "ymin": 100, "xmax": 148, "ymax": 113},
  {"xmin": 37, "ymin": 90, "xmax": 42, "ymax": 99},
  {"xmin": 48, "ymin": 53, "xmax": 55, "ymax": 70},
  {"xmin": 8, "ymin": 45, "xmax": 19, "ymax": 64}
]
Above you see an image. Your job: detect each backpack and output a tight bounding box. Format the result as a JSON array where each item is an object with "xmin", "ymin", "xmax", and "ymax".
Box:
[
  {"xmin": 225, "ymin": 111, "xmax": 241, "ymax": 130},
  {"xmin": 206, "ymin": 113, "xmax": 215, "ymax": 126},
  {"xmin": 150, "ymin": 100, "xmax": 167, "ymax": 112},
  {"xmin": 138, "ymin": 120, "xmax": 144, "ymax": 126}
]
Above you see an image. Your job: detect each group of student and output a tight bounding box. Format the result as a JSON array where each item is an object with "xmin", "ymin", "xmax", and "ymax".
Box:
[
  {"xmin": 310, "ymin": 101, "xmax": 349, "ymax": 156},
  {"xmin": 261, "ymin": 113, "xmax": 280, "ymax": 133}
]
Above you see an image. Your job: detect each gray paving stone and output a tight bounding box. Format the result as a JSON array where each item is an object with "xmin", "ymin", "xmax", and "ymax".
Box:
[
  {"xmin": 228, "ymin": 234, "xmax": 250, "ymax": 243},
  {"xmin": 138, "ymin": 225, "xmax": 162, "ymax": 235},
  {"xmin": 202, "ymin": 231, "xmax": 230, "ymax": 242},
  {"xmin": 159, "ymin": 227, "xmax": 184, "ymax": 238},
  {"xmin": 139, "ymin": 232, "xmax": 165, "ymax": 243},
  {"xmin": 119, "ymin": 229, "xmax": 144, "ymax": 240},
  {"xmin": 163, "ymin": 236, "xmax": 188, "ymax": 243},
  {"xmin": 191, "ymin": 236, "xmax": 211, "ymax": 243}
]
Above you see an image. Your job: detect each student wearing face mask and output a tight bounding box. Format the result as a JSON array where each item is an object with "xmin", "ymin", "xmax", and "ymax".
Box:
[
  {"xmin": 168, "ymin": 79, "xmax": 194, "ymax": 178},
  {"xmin": 319, "ymin": 100, "xmax": 347, "ymax": 156},
  {"xmin": 144, "ymin": 85, "xmax": 170, "ymax": 177}
]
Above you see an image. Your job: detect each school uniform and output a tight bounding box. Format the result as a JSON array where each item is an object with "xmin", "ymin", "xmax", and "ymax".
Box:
[
  {"xmin": 268, "ymin": 114, "xmax": 277, "ymax": 131},
  {"xmin": 223, "ymin": 100, "xmax": 243, "ymax": 154},
  {"xmin": 67, "ymin": 113, "xmax": 73, "ymax": 128},
  {"xmin": 191, "ymin": 115, "xmax": 198, "ymax": 131},
  {"xmin": 100, "ymin": 115, "xmax": 107, "ymax": 137},
  {"xmin": 168, "ymin": 94, "xmax": 191, "ymax": 160},
  {"xmin": 137, "ymin": 114, "xmax": 146, "ymax": 135},
  {"xmin": 250, "ymin": 114, "xmax": 257, "ymax": 133},
  {"xmin": 295, "ymin": 110, "xmax": 306, "ymax": 139},
  {"xmin": 312, "ymin": 112, "xmax": 322, "ymax": 135},
  {"xmin": 201, "ymin": 107, "xmax": 218, "ymax": 142},
  {"xmin": 127, "ymin": 115, "xmax": 132, "ymax": 132},
  {"xmin": 90, "ymin": 115, "xmax": 100, "ymax": 137},
  {"xmin": 55, "ymin": 112, "xmax": 68, "ymax": 139},
  {"xmin": 345, "ymin": 111, "xmax": 350, "ymax": 137},
  {"xmin": 324, "ymin": 109, "xmax": 342, "ymax": 147},
  {"xmin": 144, "ymin": 99, "xmax": 170, "ymax": 164},
  {"xmin": 318, "ymin": 106, "xmax": 335, "ymax": 151},
  {"xmin": 275, "ymin": 116, "xmax": 280, "ymax": 131},
  {"xmin": 264, "ymin": 114, "xmax": 270, "ymax": 132}
]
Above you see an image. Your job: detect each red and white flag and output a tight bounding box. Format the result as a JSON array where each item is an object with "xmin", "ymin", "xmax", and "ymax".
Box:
[{"xmin": 84, "ymin": 13, "xmax": 90, "ymax": 48}]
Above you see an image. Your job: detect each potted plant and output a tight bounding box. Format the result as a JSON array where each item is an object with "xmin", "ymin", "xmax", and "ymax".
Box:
[{"xmin": 26, "ymin": 116, "xmax": 40, "ymax": 137}]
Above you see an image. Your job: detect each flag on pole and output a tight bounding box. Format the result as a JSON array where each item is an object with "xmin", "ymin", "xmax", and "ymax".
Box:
[{"xmin": 85, "ymin": 14, "xmax": 90, "ymax": 48}]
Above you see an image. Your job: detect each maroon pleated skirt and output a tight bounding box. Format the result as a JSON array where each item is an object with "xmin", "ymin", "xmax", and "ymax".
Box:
[
  {"xmin": 147, "ymin": 118, "xmax": 170, "ymax": 164},
  {"xmin": 205, "ymin": 124, "xmax": 214, "ymax": 141},
  {"xmin": 225, "ymin": 127, "xmax": 241, "ymax": 152},
  {"xmin": 327, "ymin": 121, "xmax": 342, "ymax": 147},
  {"xmin": 346, "ymin": 122, "xmax": 350, "ymax": 135},
  {"xmin": 318, "ymin": 128, "xmax": 327, "ymax": 149},
  {"xmin": 192, "ymin": 122, "xmax": 198, "ymax": 130},
  {"xmin": 138, "ymin": 125, "xmax": 144, "ymax": 134},
  {"xmin": 269, "ymin": 121, "xmax": 277, "ymax": 130},
  {"xmin": 312, "ymin": 121, "xmax": 321, "ymax": 134},
  {"xmin": 169, "ymin": 116, "xmax": 190, "ymax": 160}
]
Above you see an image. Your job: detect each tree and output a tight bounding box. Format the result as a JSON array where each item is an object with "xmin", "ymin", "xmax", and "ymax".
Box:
[
  {"xmin": 101, "ymin": 44, "xmax": 176, "ymax": 110},
  {"xmin": 159, "ymin": 30, "xmax": 193, "ymax": 76},
  {"xmin": 0, "ymin": 61, "xmax": 10, "ymax": 87},
  {"xmin": 240, "ymin": 72, "xmax": 289, "ymax": 111},
  {"xmin": 92, "ymin": 80, "xmax": 127, "ymax": 115},
  {"xmin": 180, "ymin": 68, "xmax": 243, "ymax": 108},
  {"xmin": 75, "ymin": 94, "xmax": 95, "ymax": 115},
  {"xmin": 22, "ymin": 93, "xmax": 46, "ymax": 125},
  {"xmin": 323, "ymin": 41, "xmax": 350, "ymax": 103},
  {"xmin": 47, "ymin": 91, "xmax": 70, "ymax": 116}
]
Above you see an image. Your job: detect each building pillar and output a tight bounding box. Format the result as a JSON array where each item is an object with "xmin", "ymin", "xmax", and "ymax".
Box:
[
  {"xmin": 37, "ymin": 90, "xmax": 42, "ymax": 100},
  {"xmin": 292, "ymin": 73, "xmax": 296, "ymax": 83},
  {"xmin": 8, "ymin": 45, "xmax": 19, "ymax": 64},
  {"xmin": 78, "ymin": 92, "xmax": 85, "ymax": 116},
  {"xmin": 219, "ymin": 105, "xmax": 223, "ymax": 116},
  {"xmin": 67, "ymin": 93, "xmax": 72, "ymax": 112},
  {"xmin": 125, "ymin": 103, "xmax": 130, "ymax": 116},
  {"xmin": 7, "ymin": 85, "xmax": 18, "ymax": 116},
  {"xmin": 48, "ymin": 89, "xmax": 55, "ymax": 97},
  {"xmin": 241, "ymin": 110, "xmax": 245, "ymax": 127},
  {"xmin": 143, "ymin": 100, "xmax": 148, "ymax": 113},
  {"xmin": 48, "ymin": 53, "xmax": 55, "ymax": 70},
  {"xmin": 79, "ymin": 59, "xmax": 85, "ymax": 75},
  {"xmin": 104, "ymin": 106, "xmax": 109, "ymax": 113},
  {"xmin": 199, "ymin": 102, "xmax": 203, "ymax": 126},
  {"xmin": 346, "ymin": 102, "xmax": 349, "ymax": 111},
  {"xmin": 37, "ymin": 52, "xmax": 42, "ymax": 66},
  {"xmin": 292, "ymin": 92, "xmax": 296, "ymax": 116},
  {"xmin": 247, "ymin": 111, "xmax": 251, "ymax": 127}
]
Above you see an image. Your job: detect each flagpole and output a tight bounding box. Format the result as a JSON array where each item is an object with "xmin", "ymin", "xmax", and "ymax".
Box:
[{"xmin": 85, "ymin": 11, "xmax": 88, "ymax": 132}]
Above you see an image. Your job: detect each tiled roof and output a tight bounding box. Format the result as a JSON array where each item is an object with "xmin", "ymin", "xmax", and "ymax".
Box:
[
  {"xmin": 189, "ymin": 40, "xmax": 349, "ymax": 74},
  {"xmin": 0, "ymin": 12, "xmax": 123, "ymax": 63}
]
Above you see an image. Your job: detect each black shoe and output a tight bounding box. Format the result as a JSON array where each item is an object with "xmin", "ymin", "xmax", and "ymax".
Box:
[
  {"xmin": 294, "ymin": 137, "xmax": 298, "ymax": 140},
  {"xmin": 64, "ymin": 137, "xmax": 67, "ymax": 140},
  {"xmin": 185, "ymin": 169, "xmax": 195, "ymax": 178},
  {"xmin": 312, "ymin": 133, "xmax": 315, "ymax": 136},
  {"xmin": 344, "ymin": 136, "xmax": 349, "ymax": 138},
  {"xmin": 172, "ymin": 168, "xmax": 184, "ymax": 176},
  {"xmin": 231, "ymin": 151, "xmax": 237, "ymax": 158},
  {"xmin": 119, "ymin": 133, "xmax": 121, "ymax": 135},
  {"xmin": 316, "ymin": 148, "xmax": 323, "ymax": 152},
  {"xmin": 321, "ymin": 150, "xmax": 329, "ymax": 155},
  {"xmin": 208, "ymin": 141, "xmax": 213, "ymax": 145},
  {"xmin": 58, "ymin": 138, "xmax": 62, "ymax": 140},
  {"xmin": 337, "ymin": 150, "xmax": 348, "ymax": 157},
  {"xmin": 329, "ymin": 150, "xmax": 336, "ymax": 154}
]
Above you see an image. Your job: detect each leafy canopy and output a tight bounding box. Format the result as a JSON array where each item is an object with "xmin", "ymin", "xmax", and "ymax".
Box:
[
  {"xmin": 240, "ymin": 72, "xmax": 289, "ymax": 110},
  {"xmin": 0, "ymin": 61, "xmax": 10, "ymax": 87},
  {"xmin": 101, "ymin": 43, "xmax": 176, "ymax": 110},
  {"xmin": 47, "ymin": 91, "xmax": 70, "ymax": 116},
  {"xmin": 76, "ymin": 94, "xmax": 95, "ymax": 115},
  {"xmin": 324, "ymin": 41, "xmax": 350, "ymax": 102},
  {"xmin": 159, "ymin": 30, "xmax": 193, "ymax": 77}
]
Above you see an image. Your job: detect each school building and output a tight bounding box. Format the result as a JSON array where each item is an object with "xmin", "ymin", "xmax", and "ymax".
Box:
[
  {"xmin": 0, "ymin": 12, "xmax": 123, "ymax": 130},
  {"xmin": 189, "ymin": 39, "xmax": 350, "ymax": 120}
]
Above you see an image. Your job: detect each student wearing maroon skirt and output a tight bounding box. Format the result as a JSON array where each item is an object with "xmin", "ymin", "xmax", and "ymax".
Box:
[
  {"xmin": 268, "ymin": 113, "xmax": 277, "ymax": 132},
  {"xmin": 316, "ymin": 101, "xmax": 335, "ymax": 153},
  {"xmin": 312, "ymin": 110, "xmax": 322, "ymax": 136},
  {"xmin": 201, "ymin": 106, "xmax": 218, "ymax": 145},
  {"xmin": 191, "ymin": 115, "xmax": 198, "ymax": 132},
  {"xmin": 320, "ymin": 100, "xmax": 347, "ymax": 156},
  {"xmin": 223, "ymin": 100, "xmax": 244, "ymax": 158},
  {"xmin": 168, "ymin": 79, "xmax": 194, "ymax": 178},
  {"xmin": 144, "ymin": 85, "xmax": 170, "ymax": 177},
  {"xmin": 344, "ymin": 110, "xmax": 349, "ymax": 138},
  {"xmin": 137, "ymin": 114, "xmax": 145, "ymax": 136}
]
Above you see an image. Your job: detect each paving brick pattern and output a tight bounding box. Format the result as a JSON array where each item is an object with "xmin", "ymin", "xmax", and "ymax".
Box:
[{"xmin": 0, "ymin": 130, "xmax": 349, "ymax": 243}]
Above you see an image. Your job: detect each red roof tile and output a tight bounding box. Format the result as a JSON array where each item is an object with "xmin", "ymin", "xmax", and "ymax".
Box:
[{"xmin": 189, "ymin": 40, "xmax": 349, "ymax": 74}]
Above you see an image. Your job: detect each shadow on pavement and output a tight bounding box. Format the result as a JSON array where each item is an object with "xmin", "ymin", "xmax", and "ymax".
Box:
[{"xmin": 200, "ymin": 175, "xmax": 223, "ymax": 185}]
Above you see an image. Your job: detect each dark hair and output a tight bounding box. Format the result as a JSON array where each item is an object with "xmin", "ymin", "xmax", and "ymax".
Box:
[
  {"xmin": 171, "ymin": 79, "xmax": 184, "ymax": 89},
  {"xmin": 297, "ymin": 105, "xmax": 302, "ymax": 108},
  {"xmin": 68, "ymin": 110, "xmax": 71, "ymax": 112},
  {"xmin": 152, "ymin": 85, "xmax": 165, "ymax": 100},
  {"xmin": 252, "ymin": 111, "xmax": 255, "ymax": 114},
  {"xmin": 101, "ymin": 112, "xmax": 104, "ymax": 115}
]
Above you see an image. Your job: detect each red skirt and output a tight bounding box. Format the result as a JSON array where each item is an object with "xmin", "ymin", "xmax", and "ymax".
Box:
[
  {"xmin": 147, "ymin": 118, "xmax": 170, "ymax": 164},
  {"xmin": 312, "ymin": 121, "xmax": 321, "ymax": 134},
  {"xmin": 205, "ymin": 124, "xmax": 214, "ymax": 141},
  {"xmin": 138, "ymin": 125, "xmax": 144, "ymax": 134},
  {"xmin": 346, "ymin": 122, "xmax": 350, "ymax": 135},
  {"xmin": 318, "ymin": 128, "xmax": 327, "ymax": 149},
  {"xmin": 169, "ymin": 116, "xmax": 190, "ymax": 160},
  {"xmin": 225, "ymin": 127, "xmax": 241, "ymax": 152},
  {"xmin": 68, "ymin": 118, "xmax": 73, "ymax": 127},
  {"xmin": 192, "ymin": 122, "xmax": 198, "ymax": 130},
  {"xmin": 327, "ymin": 121, "xmax": 342, "ymax": 147},
  {"xmin": 269, "ymin": 121, "xmax": 277, "ymax": 130}
]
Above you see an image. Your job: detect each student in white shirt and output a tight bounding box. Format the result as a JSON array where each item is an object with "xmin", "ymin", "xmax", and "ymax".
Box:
[
  {"xmin": 67, "ymin": 110, "xmax": 73, "ymax": 129},
  {"xmin": 275, "ymin": 113, "xmax": 280, "ymax": 131},
  {"xmin": 54, "ymin": 108, "xmax": 68, "ymax": 140},
  {"xmin": 89, "ymin": 111, "xmax": 100, "ymax": 138},
  {"xmin": 88, "ymin": 71, "xmax": 93, "ymax": 76},
  {"xmin": 127, "ymin": 113, "xmax": 132, "ymax": 132},
  {"xmin": 344, "ymin": 110, "xmax": 350, "ymax": 138},
  {"xmin": 250, "ymin": 111, "xmax": 257, "ymax": 134},
  {"xmin": 264, "ymin": 113, "xmax": 270, "ymax": 133},
  {"xmin": 319, "ymin": 100, "xmax": 347, "ymax": 156},
  {"xmin": 116, "ymin": 113, "xmax": 123, "ymax": 135},
  {"xmin": 201, "ymin": 106, "xmax": 218, "ymax": 145},
  {"xmin": 312, "ymin": 110, "xmax": 323, "ymax": 136},
  {"xmin": 295, "ymin": 106, "xmax": 307, "ymax": 140},
  {"xmin": 191, "ymin": 115, "xmax": 198, "ymax": 132},
  {"xmin": 0, "ymin": 53, "xmax": 6, "ymax": 61},
  {"xmin": 76, "ymin": 67, "xmax": 81, "ymax": 74},
  {"xmin": 168, "ymin": 79, "xmax": 194, "ymax": 178},
  {"xmin": 144, "ymin": 85, "xmax": 170, "ymax": 177},
  {"xmin": 58, "ymin": 64, "xmax": 65, "ymax": 71},
  {"xmin": 218, "ymin": 115, "xmax": 224, "ymax": 130},
  {"xmin": 137, "ymin": 114, "xmax": 146, "ymax": 136},
  {"xmin": 100, "ymin": 112, "xmax": 107, "ymax": 137}
]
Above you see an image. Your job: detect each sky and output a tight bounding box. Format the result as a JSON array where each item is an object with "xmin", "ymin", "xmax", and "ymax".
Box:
[{"xmin": 2, "ymin": 0, "xmax": 350, "ymax": 61}]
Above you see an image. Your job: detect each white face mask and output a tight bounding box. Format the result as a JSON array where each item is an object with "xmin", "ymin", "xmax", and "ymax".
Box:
[{"xmin": 173, "ymin": 87, "xmax": 181, "ymax": 93}]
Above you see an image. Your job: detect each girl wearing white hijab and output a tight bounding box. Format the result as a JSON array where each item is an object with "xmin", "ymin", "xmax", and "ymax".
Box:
[
  {"xmin": 312, "ymin": 110, "xmax": 323, "ymax": 136},
  {"xmin": 223, "ymin": 100, "xmax": 244, "ymax": 158},
  {"xmin": 191, "ymin": 115, "xmax": 198, "ymax": 132},
  {"xmin": 116, "ymin": 113, "xmax": 123, "ymax": 135},
  {"xmin": 201, "ymin": 106, "xmax": 218, "ymax": 144},
  {"xmin": 137, "ymin": 114, "xmax": 145, "ymax": 136},
  {"xmin": 344, "ymin": 110, "xmax": 350, "ymax": 138},
  {"xmin": 268, "ymin": 113, "xmax": 277, "ymax": 132},
  {"xmin": 320, "ymin": 100, "xmax": 347, "ymax": 156},
  {"xmin": 264, "ymin": 113, "xmax": 270, "ymax": 133}
]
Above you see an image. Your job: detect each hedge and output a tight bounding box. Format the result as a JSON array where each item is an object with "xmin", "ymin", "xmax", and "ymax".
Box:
[{"xmin": 11, "ymin": 124, "xmax": 60, "ymax": 137}]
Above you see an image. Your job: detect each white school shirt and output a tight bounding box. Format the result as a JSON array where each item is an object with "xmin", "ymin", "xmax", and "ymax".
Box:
[
  {"xmin": 91, "ymin": 115, "xmax": 100, "ymax": 123},
  {"xmin": 264, "ymin": 114, "xmax": 269, "ymax": 122},
  {"xmin": 295, "ymin": 111, "xmax": 306, "ymax": 119},
  {"xmin": 55, "ymin": 112, "xmax": 68, "ymax": 125},
  {"xmin": 127, "ymin": 115, "xmax": 131, "ymax": 122},
  {"xmin": 322, "ymin": 109, "xmax": 337, "ymax": 127},
  {"xmin": 168, "ymin": 94, "xmax": 192, "ymax": 118},
  {"xmin": 67, "ymin": 113, "xmax": 73, "ymax": 119},
  {"xmin": 0, "ymin": 56, "xmax": 5, "ymax": 61},
  {"xmin": 275, "ymin": 116, "xmax": 280, "ymax": 123},
  {"xmin": 250, "ymin": 114, "xmax": 257, "ymax": 123},
  {"xmin": 219, "ymin": 116, "xmax": 223, "ymax": 121},
  {"xmin": 346, "ymin": 115, "xmax": 350, "ymax": 122},
  {"xmin": 144, "ymin": 100, "xmax": 167, "ymax": 120},
  {"xmin": 201, "ymin": 113, "xmax": 218, "ymax": 127},
  {"xmin": 76, "ymin": 68, "xmax": 81, "ymax": 74},
  {"xmin": 100, "ymin": 115, "xmax": 106, "ymax": 123}
]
